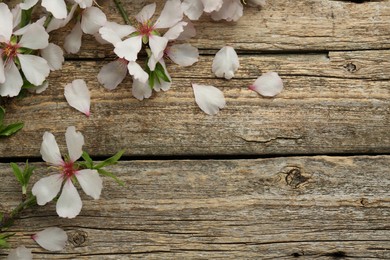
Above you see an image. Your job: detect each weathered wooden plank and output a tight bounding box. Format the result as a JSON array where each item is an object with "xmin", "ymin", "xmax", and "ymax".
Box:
[
  {"xmin": 0, "ymin": 52, "xmax": 389, "ymax": 157},
  {"xmin": 1, "ymin": 156, "xmax": 389, "ymax": 259},
  {"xmin": 32, "ymin": 0, "xmax": 390, "ymax": 59}
]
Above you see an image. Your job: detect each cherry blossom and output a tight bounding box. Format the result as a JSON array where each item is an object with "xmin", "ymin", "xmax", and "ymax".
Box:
[
  {"xmin": 7, "ymin": 246, "xmax": 32, "ymax": 260},
  {"xmin": 32, "ymin": 227, "xmax": 68, "ymax": 251},
  {"xmin": 249, "ymin": 72, "xmax": 284, "ymax": 97},
  {"xmin": 192, "ymin": 84, "xmax": 226, "ymax": 115},
  {"xmin": 0, "ymin": 3, "xmax": 50, "ymax": 97},
  {"xmin": 64, "ymin": 79, "xmax": 91, "ymax": 116},
  {"xmin": 32, "ymin": 126, "xmax": 103, "ymax": 218},
  {"xmin": 212, "ymin": 46, "xmax": 239, "ymax": 79}
]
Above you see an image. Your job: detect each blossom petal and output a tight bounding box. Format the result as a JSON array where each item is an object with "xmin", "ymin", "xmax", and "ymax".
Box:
[
  {"xmin": 81, "ymin": 6, "xmax": 107, "ymax": 34},
  {"xmin": 0, "ymin": 55, "xmax": 5, "ymax": 84},
  {"xmin": 163, "ymin": 21, "xmax": 187, "ymax": 41},
  {"xmin": 19, "ymin": 0, "xmax": 39, "ymax": 10},
  {"xmin": 18, "ymin": 23, "xmax": 49, "ymax": 49},
  {"xmin": 132, "ymin": 79, "xmax": 152, "ymax": 101},
  {"xmin": 128, "ymin": 61, "xmax": 148, "ymax": 83},
  {"xmin": 0, "ymin": 62, "xmax": 23, "ymax": 97},
  {"xmin": 42, "ymin": 0, "xmax": 67, "ymax": 19},
  {"xmin": 32, "ymin": 227, "xmax": 67, "ymax": 251},
  {"xmin": 75, "ymin": 169, "xmax": 103, "ymax": 199},
  {"xmin": 201, "ymin": 0, "xmax": 223, "ymax": 13},
  {"xmin": 34, "ymin": 81, "xmax": 49, "ymax": 94},
  {"xmin": 181, "ymin": 0, "xmax": 203, "ymax": 20},
  {"xmin": 75, "ymin": 0, "xmax": 93, "ymax": 9},
  {"xmin": 7, "ymin": 246, "xmax": 32, "ymax": 260},
  {"xmin": 64, "ymin": 79, "xmax": 91, "ymax": 116},
  {"xmin": 11, "ymin": 5, "xmax": 22, "ymax": 31},
  {"xmin": 135, "ymin": 3, "xmax": 156, "ymax": 24},
  {"xmin": 56, "ymin": 180, "xmax": 82, "ymax": 218},
  {"xmin": 97, "ymin": 59, "xmax": 128, "ymax": 90},
  {"xmin": 153, "ymin": 60, "xmax": 171, "ymax": 92},
  {"xmin": 249, "ymin": 72, "xmax": 284, "ymax": 97},
  {"xmin": 40, "ymin": 131, "xmax": 63, "ymax": 165},
  {"xmin": 41, "ymin": 43, "xmax": 64, "ymax": 71},
  {"xmin": 154, "ymin": 0, "xmax": 183, "ymax": 29},
  {"xmin": 65, "ymin": 126, "xmax": 84, "ymax": 162},
  {"xmin": 176, "ymin": 21, "xmax": 196, "ymax": 40},
  {"xmin": 99, "ymin": 22, "xmax": 136, "ymax": 45},
  {"xmin": 212, "ymin": 46, "xmax": 239, "ymax": 80},
  {"xmin": 149, "ymin": 35, "xmax": 168, "ymax": 60},
  {"xmin": 64, "ymin": 22, "xmax": 83, "ymax": 54},
  {"xmin": 18, "ymin": 54, "xmax": 50, "ymax": 86},
  {"xmin": 211, "ymin": 0, "xmax": 243, "ymax": 22},
  {"xmin": 192, "ymin": 84, "xmax": 226, "ymax": 115},
  {"xmin": 0, "ymin": 3, "xmax": 13, "ymax": 42},
  {"xmin": 147, "ymin": 54, "xmax": 158, "ymax": 71},
  {"xmin": 46, "ymin": 4, "xmax": 77, "ymax": 33},
  {"xmin": 167, "ymin": 44, "xmax": 199, "ymax": 67},
  {"xmin": 114, "ymin": 35, "xmax": 142, "ymax": 61},
  {"xmin": 32, "ymin": 174, "xmax": 63, "ymax": 205}
]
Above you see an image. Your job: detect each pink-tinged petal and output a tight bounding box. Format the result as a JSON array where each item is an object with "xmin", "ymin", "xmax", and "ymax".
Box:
[
  {"xmin": 153, "ymin": 60, "xmax": 171, "ymax": 92},
  {"xmin": 7, "ymin": 246, "xmax": 32, "ymax": 260},
  {"xmin": 40, "ymin": 131, "xmax": 63, "ymax": 165},
  {"xmin": 75, "ymin": 0, "xmax": 93, "ymax": 8},
  {"xmin": 18, "ymin": 54, "xmax": 50, "ymax": 86},
  {"xmin": 33, "ymin": 227, "xmax": 67, "ymax": 251},
  {"xmin": 176, "ymin": 21, "xmax": 196, "ymax": 40},
  {"xmin": 211, "ymin": 0, "xmax": 243, "ymax": 22},
  {"xmin": 167, "ymin": 44, "xmax": 199, "ymax": 67},
  {"xmin": 132, "ymin": 79, "xmax": 152, "ymax": 101},
  {"xmin": 99, "ymin": 22, "xmax": 136, "ymax": 45},
  {"xmin": 64, "ymin": 79, "xmax": 91, "ymax": 116},
  {"xmin": 81, "ymin": 6, "xmax": 107, "ymax": 35},
  {"xmin": 163, "ymin": 21, "xmax": 187, "ymax": 41},
  {"xmin": 212, "ymin": 46, "xmax": 239, "ymax": 80},
  {"xmin": 56, "ymin": 180, "xmax": 82, "ymax": 218},
  {"xmin": 128, "ymin": 61, "xmax": 148, "ymax": 83},
  {"xmin": 154, "ymin": 0, "xmax": 183, "ymax": 29},
  {"xmin": 135, "ymin": 3, "xmax": 156, "ymax": 24},
  {"xmin": 181, "ymin": 0, "xmax": 203, "ymax": 20},
  {"xmin": 41, "ymin": 43, "xmax": 64, "ymax": 71},
  {"xmin": 114, "ymin": 36, "xmax": 142, "ymax": 62},
  {"xmin": 149, "ymin": 35, "xmax": 168, "ymax": 60},
  {"xmin": 65, "ymin": 126, "xmax": 84, "ymax": 162},
  {"xmin": 0, "ymin": 3, "xmax": 13, "ymax": 42},
  {"xmin": 42, "ymin": 0, "xmax": 67, "ymax": 19},
  {"xmin": 249, "ymin": 72, "xmax": 284, "ymax": 97},
  {"xmin": 201, "ymin": 0, "xmax": 223, "ymax": 13},
  {"xmin": 192, "ymin": 84, "xmax": 226, "ymax": 115},
  {"xmin": 46, "ymin": 4, "xmax": 77, "ymax": 33},
  {"xmin": 64, "ymin": 22, "xmax": 83, "ymax": 54},
  {"xmin": 98, "ymin": 59, "xmax": 128, "ymax": 90},
  {"xmin": 32, "ymin": 174, "xmax": 63, "ymax": 205},
  {"xmin": 0, "ymin": 55, "xmax": 5, "ymax": 83},
  {"xmin": 0, "ymin": 62, "xmax": 23, "ymax": 97},
  {"xmin": 18, "ymin": 23, "xmax": 49, "ymax": 49},
  {"xmin": 75, "ymin": 169, "xmax": 103, "ymax": 199}
]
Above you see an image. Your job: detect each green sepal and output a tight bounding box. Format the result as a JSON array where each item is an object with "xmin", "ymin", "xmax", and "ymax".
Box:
[
  {"xmin": 0, "ymin": 123, "xmax": 24, "ymax": 137},
  {"xmin": 95, "ymin": 149, "xmax": 125, "ymax": 169},
  {"xmin": 97, "ymin": 168, "xmax": 125, "ymax": 186},
  {"xmin": 154, "ymin": 62, "xmax": 171, "ymax": 83},
  {"xmin": 81, "ymin": 151, "xmax": 94, "ymax": 169}
]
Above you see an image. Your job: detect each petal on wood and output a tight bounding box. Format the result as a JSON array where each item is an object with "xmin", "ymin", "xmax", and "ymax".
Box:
[
  {"xmin": 64, "ymin": 22, "xmax": 83, "ymax": 54},
  {"xmin": 249, "ymin": 72, "xmax": 284, "ymax": 97},
  {"xmin": 64, "ymin": 79, "xmax": 91, "ymax": 116},
  {"xmin": 167, "ymin": 43, "xmax": 199, "ymax": 67},
  {"xmin": 132, "ymin": 79, "xmax": 152, "ymax": 101},
  {"xmin": 192, "ymin": 84, "xmax": 226, "ymax": 115},
  {"xmin": 32, "ymin": 227, "xmax": 68, "ymax": 251},
  {"xmin": 7, "ymin": 246, "xmax": 32, "ymax": 260},
  {"xmin": 212, "ymin": 46, "xmax": 239, "ymax": 80}
]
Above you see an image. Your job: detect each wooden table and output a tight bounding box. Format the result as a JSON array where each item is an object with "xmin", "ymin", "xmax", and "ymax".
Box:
[{"xmin": 1, "ymin": 0, "xmax": 389, "ymax": 258}]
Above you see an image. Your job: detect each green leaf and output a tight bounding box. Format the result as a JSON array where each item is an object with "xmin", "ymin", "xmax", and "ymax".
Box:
[
  {"xmin": 10, "ymin": 163, "xmax": 23, "ymax": 185},
  {"xmin": 95, "ymin": 150, "xmax": 125, "ymax": 169},
  {"xmin": 23, "ymin": 161, "xmax": 35, "ymax": 186},
  {"xmin": 155, "ymin": 62, "xmax": 171, "ymax": 83},
  {"xmin": 0, "ymin": 122, "xmax": 24, "ymax": 137},
  {"xmin": 21, "ymin": 7, "xmax": 34, "ymax": 28},
  {"xmin": 0, "ymin": 106, "xmax": 4, "ymax": 124},
  {"xmin": 97, "ymin": 169, "xmax": 125, "ymax": 186},
  {"xmin": 81, "ymin": 151, "xmax": 93, "ymax": 169}
]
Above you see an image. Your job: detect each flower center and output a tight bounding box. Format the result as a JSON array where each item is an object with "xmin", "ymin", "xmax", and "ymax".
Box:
[
  {"xmin": 2, "ymin": 42, "xmax": 19, "ymax": 63},
  {"xmin": 138, "ymin": 22, "xmax": 154, "ymax": 36},
  {"xmin": 62, "ymin": 161, "xmax": 77, "ymax": 179}
]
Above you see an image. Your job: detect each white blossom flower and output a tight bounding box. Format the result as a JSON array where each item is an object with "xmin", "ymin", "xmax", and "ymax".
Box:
[
  {"xmin": 211, "ymin": 0, "xmax": 243, "ymax": 22},
  {"xmin": 7, "ymin": 246, "xmax": 32, "ymax": 260},
  {"xmin": 32, "ymin": 227, "xmax": 68, "ymax": 251},
  {"xmin": 192, "ymin": 84, "xmax": 226, "ymax": 115},
  {"xmin": 249, "ymin": 72, "xmax": 284, "ymax": 97},
  {"xmin": 20, "ymin": 0, "xmax": 68, "ymax": 19},
  {"xmin": 181, "ymin": 0, "xmax": 224, "ymax": 20},
  {"xmin": 0, "ymin": 3, "xmax": 50, "ymax": 97},
  {"xmin": 64, "ymin": 79, "xmax": 91, "ymax": 116},
  {"xmin": 212, "ymin": 46, "xmax": 239, "ymax": 80},
  {"xmin": 32, "ymin": 126, "xmax": 103, "ymax": 218}
]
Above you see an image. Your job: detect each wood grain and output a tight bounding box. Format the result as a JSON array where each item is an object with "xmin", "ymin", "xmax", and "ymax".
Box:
[
  {"xmin": 1, "ymin": 156, "xmax": 389, "ymax": 259},
  {"xmin": 1, "ymin": 51, "xmax": 389, "ymax": 158}
]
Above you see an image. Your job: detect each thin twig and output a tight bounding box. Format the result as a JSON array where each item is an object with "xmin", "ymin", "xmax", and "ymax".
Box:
[
  {"xmin": 0, "ymin": 195, "xmax": 36, "ymax": 230},
  {"xmin": 113, "ymin": 0, "xmax": 132, "ymax": 25}
]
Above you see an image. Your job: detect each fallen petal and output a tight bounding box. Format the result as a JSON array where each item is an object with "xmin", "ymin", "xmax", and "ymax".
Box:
[
  {"xmin": 32, "ymin": 227, "xmax": 67, "ymax": 251},
  {"xmin": 212, "ymin": 46, "xmax": 239, "ymax": 80},
  {"xmin": 249, "ymin": 72, "xmax": 284, "ymax": 97},
  {"xmin": 7, "ymin": 246, "xmax": 32, "ymax": 260},
  {"xmin": 64, "ymin": 79, "xmax": 91, "ymax": 116},
  {"xmin": 192, "ymin": 84, "xmax": 226, "ymax": 115}
]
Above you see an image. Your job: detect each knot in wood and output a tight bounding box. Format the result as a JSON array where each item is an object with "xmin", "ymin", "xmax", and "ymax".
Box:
[
  {"xmin": 343, "ymin": 62, "xmax": 357, "ymax": 73},
  {"xmin": 285, "ymin": 167, "xmax": 309, "ymax": 188},
  {"xmin": 69, "ymin": 230, "xmax": 88, "ymax": 247}
]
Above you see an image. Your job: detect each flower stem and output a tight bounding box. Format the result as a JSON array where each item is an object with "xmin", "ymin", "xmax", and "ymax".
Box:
[
  {"xmin": 113, "ymin": 0, "xmax": 132, "ymax": 25},
  {"xmin": 0, "ymin": 195, "xmax": 37, "ymax": 230}
]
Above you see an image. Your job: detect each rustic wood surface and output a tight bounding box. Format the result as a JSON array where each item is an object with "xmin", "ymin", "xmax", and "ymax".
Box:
[
  {"xmin": 1, "ymin": 0, "xmax": 389, "ymax": 259},
  {"xmin": 1, "ymin": 156, "xmax": 390, "ymax": 259}
]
